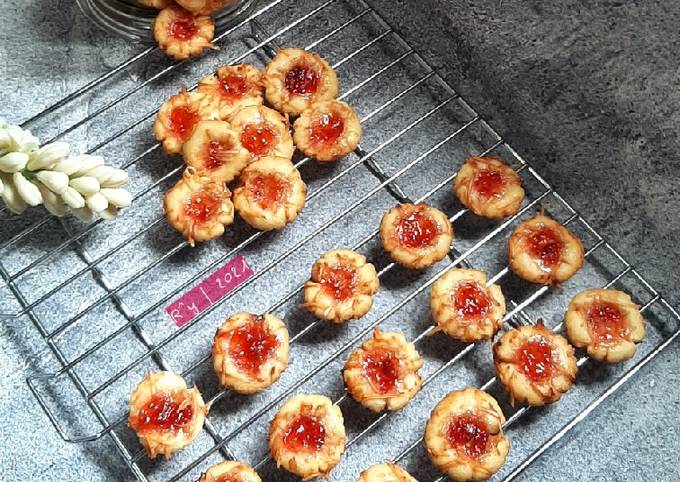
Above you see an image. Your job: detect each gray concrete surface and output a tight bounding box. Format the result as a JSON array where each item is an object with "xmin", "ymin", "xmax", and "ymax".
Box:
[{"xmin": 1, "ymin": 0, "xmax": 678, "ymax": 481}]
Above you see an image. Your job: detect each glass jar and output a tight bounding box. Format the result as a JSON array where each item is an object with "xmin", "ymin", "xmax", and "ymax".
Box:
[{"xmin": 76, "ymin": 0, "xmax": 259, "ymax": 42}]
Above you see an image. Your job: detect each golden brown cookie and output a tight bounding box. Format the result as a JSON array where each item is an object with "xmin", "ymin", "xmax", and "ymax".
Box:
[
  {"xmin": 128, "ymin": 371, "xmax": 208, "ymax": 460},
  {"xmin": 493, "ymin": 322, "xmax": 578, "ymax": 406},
  {"xmin": 152, "ymin": 5, "xmax": 216, "ymax": 60},
  {"xmin": 356, "ymin": 462, "xmax": 418, "ymax": 482},
  {"xmin": 507, "ymin": 214, "xmax": 584, "ymax": 284},
  {"xmin": 230, "ymin": 105, "xmax": 295, "ymax": 162},
  {"xmin": 197, "ymin": 461, "xmax": 261, "ymax": 482},
  {"xmin": 212, "ymin": 312, "xmax": 289, "ymax": 394},
  {"xmin": 198, "ymin": 64, "xmax": 265, "ymax": 121},
  {"xmin": 154, "ymin": 90, "xmax": 218, "ymax": 155},
  {"xmin": 344, "ymin": 329, "xmax": 423, "ymax": 412},
  {"xmin": 380, "ymin": 203, "xmax": 454, "ymax": 269},
  {"xmin": 269, "ymin": 394, "xmax": 346, "ymax": 480},
  {"xmin": 302, "ymin": 249, "xmax": 379, "ymax": 323},
  {"xmin": 424, "ymin": 387, "xmax": 509, "ymax": 482},
  {"xmin": 430, "ymin": 268, "xmax": 505, "ymax": 343},
  {"xmin": 182, "ymin": 120, "xmax": 249, "ymax": 182},
  {"xmin": 565, "ymin": 288, "xmax": 646, "ymax": 363}
]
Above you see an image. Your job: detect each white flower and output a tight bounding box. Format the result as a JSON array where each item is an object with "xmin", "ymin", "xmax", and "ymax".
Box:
[
  {"xmin": 73, "ymin": 155, "xmax": 104, "ymax": 176},
  {"xmin": 51, "ymin": 157, "xmax": 83, "ymax": 175},
  {"xmin": 0, "ymin": 173, "xmax": 4, "ymax": 193},
  {"xmin": 37, "ymin": 184, "xmax": 65, "ymax": 217},
  {"xmin": 61, "ymin": 186, "xmax": 85, "ymax": 209},
  {"xmin": 0, "ymin": 152, "xmax": 29, "ymax": 172},
  {"xmin": 0, "ymin": 130, "xmax": 11, "ymax": 150},
  {"xmin": 71, "ymin": 206, "xmax": 94, "ymax": 222},
  {"xmin": 85, "ymin": 192, "xmax": 108, "ymax": 213},
  {"xmin": 69, "ymin": 176, "xmax": 100, "ymax": 197},
  {"xmin": 101, "ymin": 168, "xmax": 128, "ymax": 188},
  {"xmin": 86, "ymin": 165, "xmax": 115, "ymax": 184},
  {"xmin": 27, "ymin": 141, "xmax": 70, "ymax": 171},
  {"xmin": 13, "ymin": 172, "xmax": 43, "ymax": 206},
  {"xmin": 0, "ymin": 174, "xmax": 28, "ymax": 214},
  {"xmin": 100, "ymin": 188, "xmax": 133, "ymax": 208},
  {"xmin": 6, "ymin": 125, "xmax": 38, "ymax": 153},
  {"xmin": 36, "ymin": 170, "xmax": 69, "ymax": 194},
  {"xmin": 99, "ymin": 205, "xmax": 119, "ymax": 221}
]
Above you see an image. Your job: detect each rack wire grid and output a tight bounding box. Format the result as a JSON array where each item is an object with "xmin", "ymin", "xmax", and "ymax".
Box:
[{"xmin": 1, "ymin": 0, "xmax": 679, "ymax": 481}]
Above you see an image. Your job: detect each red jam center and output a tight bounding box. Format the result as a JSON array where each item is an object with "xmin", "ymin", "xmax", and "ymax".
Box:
[
  {"xmin": 169, "ymin": 16, "xmax": 198, "ymax": 40},
  {"xmin": 395, "ymin": 209, "xmax": 440, "ymax": 249},
  {"xmin": 131, "ymin": 392, "xmax": 193, "ymax": 434},
  {"xmin": 446, "ymin": 414, "xmax": 490, "ymax": 459},
  {"xmin": 320, "ymin": 265, "xmax": 356, "ymax": 301},
  {"xmin": 205, "ymin": 140, "xmax": 234, "ymax": 170},
  {"xmin": 226, "ymin": 318, "xmax": 278, "ymax": 376},
  {"xmin": 284, "ymin": 64, "xmax": 320, "ymax": 96},
  {"xmin": 527, "ymin": 226, "xmax": 564, "ymax": 269},
  {"xmin": 310, "ymin": 112, "xmax": 344, "ymax": 145},
  {"xmin": 213, "ymin": 476, "xmax": 239, "ymax": 482},
  {"xmin": 517, "ymin": 338, "xmax": 555, "ymax": 382},
  {"xmin": 241, "ymin": 123, "xmax": 277, "ymax": 156},
  {"xmin": 219, "ymin": 74, "xmax": 249, "ymax": 100},
  {"xmin": 587, "ymin": 302, "xmax": 628, "ymax": 344},
  {"xmin": 185, "ymin": 190, "xmax": 222, "ymax": 224},
  {"xmin": 473, "ymin": 169, "xmax": 504, "ymax": 198},
  {"xmin": 283, "ymin": 414, "xmax": 326, "ymax": 452},
  {"xmin": 362, "ymin": 348, "xmax": 400, "ymax": 394},
  {"xmin": 170, "ymin": 106, "xmax": 199, "ymax": 141},
  {"xmin": 249, "ymin": 174, "xmax": 287, "ymax": 210},
  {"xmin": 453, "ymin": 282, "xmax": 491, "ymax": 320}
]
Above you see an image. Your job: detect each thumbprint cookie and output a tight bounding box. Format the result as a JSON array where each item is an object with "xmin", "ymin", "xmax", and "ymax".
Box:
[
  {"xmin": 182, "ymin": 120, "xmax": 249, "ymax": 182},
  {"xmin": 175, "ymin": 0, "xmax": 235, "ymax": 15},
  {"xmin": 424, "ymin": 387, "xmax": 509, "ymax": 482},
  {"xmin": 565, "ymin": 288, "xmax": 646, "ymax": 363},
  {"xmin": 212, "ymin": 312, "xmax": 289, "ymax": 394},
  {"xmin": 493, "ymin": 322, "xmax": 578, "ymax": 406},
  {"xmin": 232, "ymin": 157, "xmax": 306, "ymax": 231},
  {"xmin": 507, "ymin": 214, "xmax": 584, "ymax": 284},
  {"xmin": 343, "ymin": 329, "xmax": 423, "ymax": 413},
  {"xmin": 430, "ymin": 269, "xmax": 506, "ymax": 343},
  {"xmin": 269, "ymin": 394, "xmax": 346, "ymax": 480},
  {"xmin": 164, "ymin": 167, "xmax": 234, "ymax": 246},
  {"xmin": 154, "ymin": 90, "xmax": 218, "ymax": 155},
  {"xmin": 454, "ymin": 156, "xmax": 525, "ymax": 219},
  {"xmin": 380, "ymin": 203, "xmax": 454, "ymax": 269},
  {"xmin": 128, "ymin": 371, "xmax": 208, "ymax": 459},
  {"xmin": 198, "ymin": 64, "xmax": 265, "ymax": 121},
  {"xmin": 264, "ymin": 48, "xmax": 339, "ymax": 117},
  {"xmin": 293, "ymin": 100, "xmax": 362, "ymax": 162},
  {"xmin": 302, "ymin": 249, "xmax": 379, "ymax": 323},
  {"xmin": 198, "ymin": 461, "xmax": 262, "ymax": 482},
  {"xmin": 356, "ymin": 462, "xmax": 418, "ymax": 482},
  {"xmin": 152, "ymin": 5, "xmax": 216, "ymax": 60},
  {"xmin": 230, "ymin": 105, "xmax": 295, "ymax": 162}
]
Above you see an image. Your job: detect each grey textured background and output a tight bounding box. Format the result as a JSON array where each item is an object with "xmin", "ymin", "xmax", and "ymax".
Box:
[{"xmin": 1, "ymin": 0, "xmax": 679, "ymax": 481}]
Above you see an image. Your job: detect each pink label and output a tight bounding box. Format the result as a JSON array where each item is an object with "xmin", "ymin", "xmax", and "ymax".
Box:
[{"xmin": 166, "ymin": 255, "xmax": 254, "ymax": 327}]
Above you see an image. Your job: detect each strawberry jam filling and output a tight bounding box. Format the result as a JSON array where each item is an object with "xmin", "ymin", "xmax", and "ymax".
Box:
[
  {"xmin": 205, "ymin": 140, "xmax": 234, "ymax": 170},
  {"xmin": 446, "ymin": 414, "xmax": 490, "ymax": 459},
  {"xmin": 320, "ymin": 265, "xmax": 356, "ymax": 301},
  {"xmin": 225, "ymin": 317, "xmax": 278, "ymax": 376},
  {"xmin": 473, "ymin": 169, "xmax": 504, "ymax": 198},
  {"xmin": 185, "ymin": 190, "xmax": 223, "ymax": 224},
  {"xmin": 527, "ymin": 226, "xmax": 564, "ymax": 270},
  {"xmin": 169, "ymin": 15, "xmax": 198, "ymax": 40},
  {"xmin": 395, "ymin": 209, "xmax": 440, "ymax": 249},
  {"xmin": 362, "ymin": 348, "xmax": 400, "ymax": 394},
  {"xmin": 587, "ymin": 301, "xmax": 628, "ymax": 345},
  {"xmin": 516, "ymin": 337, "xmax": 555, "ymax": 382},
  {"xmin": 131, "ymin": 392, "xmax": 193, "ymax": 434},
  {"xmin": 310, "ymin": 112, "xmax": 344, "ymax": 145},
  {"xmin": 284, "ymin": 64, "xmax": 320, "ymax": 96},
  {"xmin": 283, "ymin": 413, "xmax": 326, "ymax": 452},
  {"xmin": 249, "ymin": 174, "xmax": 288, "ymax": 210},
  {"xmin": 453, "ymin": 281, "xmax": 491, "ymax": 320},
  {"xmin": 219, "ymin": 74, "xmax": 249, "ymax": 100},
  {"xmin": 213, "ymin": 476, "xmax": 239, "ymax": 482},
  {"xmin": 241, "ymin": 123, "xmax": 277, "ymax": 157},
  {"xmin": 170, "ymin": 106, "xmax": 199, "ymax": 140}
]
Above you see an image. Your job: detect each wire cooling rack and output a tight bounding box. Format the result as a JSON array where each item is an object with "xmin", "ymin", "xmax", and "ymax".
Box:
[{"xmin": 1, "ymin": 0, "xmax": 679, "ymax": 480}]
